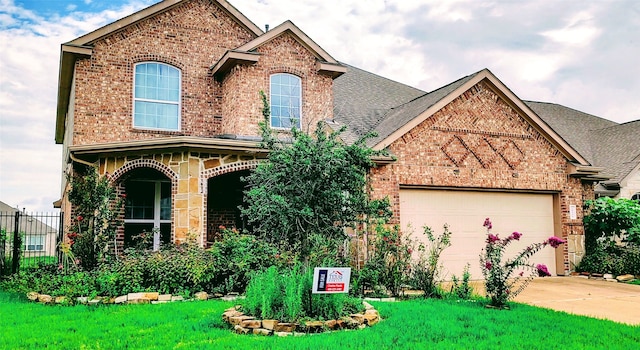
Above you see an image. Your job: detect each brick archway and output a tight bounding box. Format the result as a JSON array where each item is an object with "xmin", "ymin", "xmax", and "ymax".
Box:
[
  {"xmin": 109, "ymin": 159, "xmax": 179, "ymax": 248},
  {"xmin": 203, "ymin": 160, "xmax": 261, "ymax": 244}
]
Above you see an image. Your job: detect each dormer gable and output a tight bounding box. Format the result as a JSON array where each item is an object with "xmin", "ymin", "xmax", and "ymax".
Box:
[{"xmin": 211, "ymin": 20, "xmax": 346, "ymax": 81}]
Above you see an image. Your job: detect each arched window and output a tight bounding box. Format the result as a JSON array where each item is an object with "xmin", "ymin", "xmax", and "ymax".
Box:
[
  {"xmin": 632, "ymin": 192, "xmax": 640, "ymax": 203},
  {"xmin": 133, "ymin": 62, "xmax": 181, "ymax": 130},
  {"xmin": 270, "ymin": 73, "xmax": 301, "ymax": 129}
]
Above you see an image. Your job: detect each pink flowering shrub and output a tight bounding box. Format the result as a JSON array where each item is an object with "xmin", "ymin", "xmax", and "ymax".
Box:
[{"xmin": 479, "ymin": 218, "xmax": 566, "ymax": 309}]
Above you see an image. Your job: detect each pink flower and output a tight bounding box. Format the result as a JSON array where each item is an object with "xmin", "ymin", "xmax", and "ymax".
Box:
[
  {"xmin": 510, "ymin": 231, "xmax": 522, "ymax": 240},
  {"xmin": 519, "ymin": 271, "xmax": 524, "ymax": 277},
  {"xmin": 485, "ymin": 261, "xmax": 493, "ymax": 270},
  {"xmin": 77, "ymin": 215, "xmax": 83, "ymax": 222},
  {"xmin": 487, "ymin": 234, "xmax": 500, "ymax": 243},
  {"xmin": 545, "ymin": 236, "xmax": 566, "ymax": 248},
  {"xmin": 483, "ymin": 218, "xmax": 493, "ymax": 230},
  {"xmin": 536, "ymin": 264, "xmax": 551, "ymax": 277}
]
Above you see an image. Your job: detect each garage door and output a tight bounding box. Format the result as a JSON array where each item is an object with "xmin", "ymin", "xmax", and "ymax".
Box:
[{"xmin": 399, "ymin": 189, "xmax": 556, "ymax": 280}]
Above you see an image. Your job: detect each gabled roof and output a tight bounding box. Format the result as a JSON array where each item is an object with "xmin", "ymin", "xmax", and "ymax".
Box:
[
  {"xmin": 56, "ymin": 0, "xmax": 264, "ymax": 144},
  {"xmin": 525, "ymin": 101, "xmax": 618, "ymax": 163},
  {"xmin": 333, "ymin": 66, "xmax": 590, "ymax": 166},
  {"xmin": 590, "ymin": 120, "xmax": 640, "ymax": 183},
  {"xmin": 211, "ymin": 20, "xmax": 346, "ymax": 80}
]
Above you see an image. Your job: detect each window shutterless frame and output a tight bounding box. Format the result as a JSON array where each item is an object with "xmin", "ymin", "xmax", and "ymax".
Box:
[
  {"xmin": 270, "ymin": 73, "xmax": 302, "ymax": 129},
  {"xmin": 132, "ymin": 62, "xmax": 181, "ymax": 131}
]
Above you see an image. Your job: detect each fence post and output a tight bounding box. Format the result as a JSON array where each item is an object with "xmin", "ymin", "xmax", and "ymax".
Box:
[{"xmin": 11, "ymin": 211, "xmax": 21, "ymax": 274}]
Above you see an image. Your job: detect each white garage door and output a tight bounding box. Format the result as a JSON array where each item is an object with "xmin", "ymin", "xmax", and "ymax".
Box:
[{"xmin": 399, "ymin": 189, "xmax": 557, "ymax": 280}]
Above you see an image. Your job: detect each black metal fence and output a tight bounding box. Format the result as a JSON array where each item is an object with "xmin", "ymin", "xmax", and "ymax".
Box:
[{"xmin": 1, "ymin": 211, "xmax": 64, "ymax": 276}]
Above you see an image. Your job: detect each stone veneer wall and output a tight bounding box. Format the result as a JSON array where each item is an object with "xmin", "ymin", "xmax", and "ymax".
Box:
[
  {"xmin": 100, "ymin": 151, "xmax": 259, "ymax": 247},
  {"xmin": 369, "ymin": 81, "xmax": 595, "ymax": 273}
]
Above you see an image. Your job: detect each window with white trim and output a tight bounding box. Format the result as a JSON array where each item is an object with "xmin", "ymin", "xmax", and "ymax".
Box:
[
  {"xmin": 124, "ymin": 179, "xmax": 171, "ymax": 250},
  {"xmin": 24, "ymin": 235, "xmax": 44, "ymax": 251},
  {"xmin": 133, "ymin": 62, "xmax": 181, "ymax": 130},
  {"xmin": 270, "ymin": 73, "xmax": 301, "ymax": 129},
  {"xmin": 632, "ymin": 192, "xmax": 640, "ymax": 203}
]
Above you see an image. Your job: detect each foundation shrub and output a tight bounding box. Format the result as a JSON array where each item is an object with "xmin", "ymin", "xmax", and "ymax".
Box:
[
  {"xmin": 208, "ymin": 227, "xmax": 280, "ymax": 294},
  {"xmin": 411, "ymin": 225, "xmax": 452, "ymax": 298},
  {"xmin": 241, "ymin": 264, "xmax": 363, "ymax": 322},
  {"xmin": 577, "ymin": 243, "xmax": 640, "ymax": 276}
]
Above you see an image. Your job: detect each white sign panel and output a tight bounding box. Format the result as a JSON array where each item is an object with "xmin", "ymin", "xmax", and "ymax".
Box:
[
  {"xmin": 569, "ymin": 204, "xmax": 577, "ymax": 220},
  {"xmin": 312, "ymin": 267, "xmax": 351, "ymax": 294}
]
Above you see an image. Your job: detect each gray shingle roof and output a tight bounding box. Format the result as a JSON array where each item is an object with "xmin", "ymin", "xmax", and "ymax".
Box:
[
  {"xmin": 332, "ymin": 63, "xmax": 478, "ymax": 146},
  {"xmin": 590, "ymin": 121, "xmax": 640, "ymax": 182},
  {"xmin": 332, "ymin": 65, "xmax": 639, "ymax": 185},
  {"xmin": 524, "ymin": 101, "xmax": 617, "ymax": 163}
]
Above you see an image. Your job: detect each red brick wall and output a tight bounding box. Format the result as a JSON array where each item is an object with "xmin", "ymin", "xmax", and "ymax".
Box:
[
  {"xmin": 220, "ymin": 33, "xmax": 334, "ymax": 136},
  {"xmin": 71, "ymin": 0, "xmax": 256, "ymax": 145},
  {"xmin": 369, "ymin": 81, "xmax": 591, "ymax": 271}
]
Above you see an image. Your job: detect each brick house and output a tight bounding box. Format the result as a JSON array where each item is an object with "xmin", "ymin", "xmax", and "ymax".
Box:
[{"xmin": 55, "ymin": 0, "xmax": 607, "ymax": 277}]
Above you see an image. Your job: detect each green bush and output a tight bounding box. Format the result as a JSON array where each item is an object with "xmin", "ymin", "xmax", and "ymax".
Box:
[
  {"xmin": 411, "ymin": 225, "xmax": 452, "ymax": 298},
  {"xmin": 0, "ymin": 264, "xmax": 98, "ymax": 299},
  {"xmin": 208, "ymin": 228, "xmax": 279, "ymax": 294},
  {"xmin": 577, "ymin": 243, "xmax": 640, "ymax": 275},
  {"xmin": 241, "ymin": 264, "xmax": 363, "ymax": 322}
]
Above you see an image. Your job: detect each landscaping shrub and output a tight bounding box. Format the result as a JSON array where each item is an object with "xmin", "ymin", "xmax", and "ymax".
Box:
[
  {"xmin": 411, "ymin": 225, "xmax": 452, "ymax": 298},
  {"xmin": 0, "ymin": 264, "xmax": 98, "ymax": 298},
  {"xmin": 359, "ymin": 224, "xmax": 413, "ymax": 297},
  {"xmin": 448, "ymin": 263, "xmax": 473, "ymax": 300},
  {"xmin": 583, "ymin": 197, "xmax": 640, "ymax": 253},
  {"xmin": 208, "ymin": 227, "xmax": 280, "ymax": 294},
  {"xmin": 577, "ymin": 243, "xmax": 640, "ymax": 275},
  {"xmin": 479, "ymin": 217, "xmax": 566, "ymax": 309},
  {"xmin": 241, "ymin": 264, "xmax": 363, "ymax": 322}
]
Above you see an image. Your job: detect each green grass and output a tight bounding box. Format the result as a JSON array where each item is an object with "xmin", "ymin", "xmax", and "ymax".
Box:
[{"xmin": 1, "ymin": 290, "xmax": 638, "ymax": 350}]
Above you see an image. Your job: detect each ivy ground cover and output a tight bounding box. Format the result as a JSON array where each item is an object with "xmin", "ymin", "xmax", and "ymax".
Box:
[{"xmin": 1, "ymin": 290, "xmax": 638, "ymax": 349}]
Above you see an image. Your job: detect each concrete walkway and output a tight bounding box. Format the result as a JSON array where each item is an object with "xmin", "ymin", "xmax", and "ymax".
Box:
[{"xmin": 514, "ymin": 277, "xmax": 640, "ymax": 325}]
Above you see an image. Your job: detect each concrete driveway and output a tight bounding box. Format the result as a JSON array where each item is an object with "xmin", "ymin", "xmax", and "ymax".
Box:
[{"xmin": 514, "ymin": 277, "xmax": 640, "ymax": 325}]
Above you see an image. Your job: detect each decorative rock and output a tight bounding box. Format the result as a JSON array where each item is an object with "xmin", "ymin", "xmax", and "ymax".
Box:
[
  {"xmin": 214, "ymin": 293, "xmax": 224, "ymax": 298},
  {"xmin": 303, "ymin": 321, "xmax": 324, "ymax": 333},
  {"xmin": 606, "ymin": 278, "xmax": 618, "ymax": 283},
  {"xmin": 88, "ymin": 299, "xmax": 102, "ymax": 305},
  {"xmin": 127, "ymin": 298, "xmax": 150, "ymax": 304},
  {"xmin": 616, "ymin": 274, "xmax": 634, "ymax": 282},
  {"xmin": 158, "ymin": 294, "xmax": 172, "ymax": 301},
  {"xmin": 77, "ymin": 297, "xmax": 88, "ymax": 304},
  {"xmin": 27, "ymin": 292, "xmax": 39, "ymax": 301},
  {"xmin": 364, "ymin": 313, "xmax": 379, "ymax": 326},
  {"xmin": 171, "ymin": 295, "xmax": 184, "ymax": 302},
  {"xmin": 127, "ymin": 292, "xmax": 145, "ymax": 300},
  {"xmin": 222, "ymin": 310, "xmax": 243, "ymax": 321},
  {"xmin": 151, "ymin": 301, "xmax": 168, "ymax": 304},
  {"xmin": 241, "ymin": 319, "xmax": 262, "ymax": 329},
  {"xmin": 229, "ymin": 315, "xmax": 255, "ymax": 326},
  {"xmin": 275, "ymin": 331, "xmax": 291, "ymax": 337},
  {"xmin": 55, "ymin": 296, "xmax": 68, "ymax": 304},
  {"xmin": 350, "ymin": 313, "xmax": 365, "ymax": 324},
  {"xmin": 194, "ymin": 291, "xmax": 208, "ymax": 301},
  {"xmin": 114, "ymin": 295, "xmax": 128, "ymax": 304},
  {"xmin": 252, "ymin": 328, "xmax": 272, "ymax": 336},
  {"xmin": 273, "ymin": 322, "xmax": 297, "ymax": 333},
  {"xmin": 324, "ymin": 320, "xmax": 337, "ymax": 330},
  {"xmin": 143, "ymin": 292, "xmax": 159, "ymax": 301},
  {"xmin": 261, "ymin": 319, "xmax": 279, "ymax": 330},
  {"xmin": 221, "ymin": 295, "xmax": 239, "ymax": 301},
  {"xmin": 603, "ymin": 273, "xmax": 614, "ymax": 279},
  {"xmin": 363, "ymin": 301, "xmax": 374, "ymax": 310},
  {"xmin": 38, "ymin": 294, "xmax": 52, "ymax": 304},
  {"xmin": 234, "ymin": 325, "xmax": 251, "ymax": 334}
]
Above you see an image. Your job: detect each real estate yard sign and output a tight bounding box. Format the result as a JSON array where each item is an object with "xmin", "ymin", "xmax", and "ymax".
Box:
[{"xmin": 312, "ymin": 267, "xmax": 351, "ymax": 294}]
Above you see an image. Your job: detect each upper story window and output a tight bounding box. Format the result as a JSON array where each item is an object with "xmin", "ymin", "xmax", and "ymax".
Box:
[
  {"xmin": 270, "ymin": 73, "xmax": 301, "ymax": 129},
  {"xmin": 133, "ymin": 62, "xmax": 181, "ymax": 130}
]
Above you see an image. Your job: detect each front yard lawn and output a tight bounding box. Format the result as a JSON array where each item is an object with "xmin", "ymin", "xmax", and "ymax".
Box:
[{"xmin": 1, "ymin": 290, "xmax": 637, "ymax": 349}]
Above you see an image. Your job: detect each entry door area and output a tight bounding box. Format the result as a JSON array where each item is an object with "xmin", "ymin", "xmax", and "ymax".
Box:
[{"xmin": 399, "ymin": 189, "xmax": 556, "ymax": 280}]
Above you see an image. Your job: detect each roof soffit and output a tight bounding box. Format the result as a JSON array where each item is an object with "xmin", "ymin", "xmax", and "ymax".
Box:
[{"xmin": 372, "ymin": 69, "xmax": 590, "ymax": 166}]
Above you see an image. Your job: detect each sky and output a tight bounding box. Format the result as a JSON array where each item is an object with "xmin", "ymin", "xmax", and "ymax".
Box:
[{"xmin": 0, "ymin": 0, "xmax": 639, "ymax": 213}]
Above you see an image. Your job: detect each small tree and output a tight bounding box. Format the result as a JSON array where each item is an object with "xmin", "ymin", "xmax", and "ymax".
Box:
[
  {"xmin": 67, "ymin": 166, "xmax": 123, "ymax": 270},
  {"xmin": 241, "ymin": 91, "xmax": 388, "ymax": 259},
  {"xmin": 479, "ymin": 217, "xmax": 565, "ymax": 309}
]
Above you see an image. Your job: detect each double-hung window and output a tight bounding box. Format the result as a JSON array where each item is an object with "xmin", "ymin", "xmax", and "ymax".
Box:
[
  {"xmin": 133, "ymin": 62, "xmax": 181, "ymax": 130},
  {"xmin": 270, "ymin": 73, "xmax": 301, "ymax": 129},
  {"xmin": 24, "ymin": 235, "xmax": 44, "ymax": 252}
]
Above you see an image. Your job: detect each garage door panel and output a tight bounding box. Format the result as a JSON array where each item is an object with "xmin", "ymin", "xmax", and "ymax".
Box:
[{"xmin": 400, "ymin": 189, "xmax": 556, "ymax": 280}]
